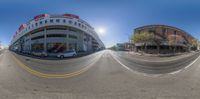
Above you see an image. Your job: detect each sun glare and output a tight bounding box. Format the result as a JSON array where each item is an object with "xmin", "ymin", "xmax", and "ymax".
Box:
[{"xmin": 97, "ymin": 28, "xmax": 106, "ymax": 35}]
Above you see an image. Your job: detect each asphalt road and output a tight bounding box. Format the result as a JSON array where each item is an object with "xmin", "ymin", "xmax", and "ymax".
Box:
[
  {"xmin": 1, "ymin": 49, "xmax": 200, "ymax": 99},
  {"xmin": 112, "ymin": 51, "xmax": 200, "ymax": 74}
]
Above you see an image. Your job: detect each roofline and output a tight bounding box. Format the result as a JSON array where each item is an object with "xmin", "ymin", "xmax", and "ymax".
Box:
[{"xmin": 134, "ymin": 24, "xmax": 195, "ymax": 39}]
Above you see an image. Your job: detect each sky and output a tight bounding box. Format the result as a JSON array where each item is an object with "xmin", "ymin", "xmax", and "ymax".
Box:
[{"xmin": 0, "ymin": 0, "xmax": 200, "ymax": 48}]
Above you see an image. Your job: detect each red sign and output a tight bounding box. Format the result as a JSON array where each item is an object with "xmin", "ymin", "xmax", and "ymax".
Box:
[
  {"xmin": 63, "ymin": 14, "xmax": 80, "ymax": 19},
  {"xmin": 18, "ymin": 24, "xmax": 27, "ymax": 32},
  {"xmin": 34, "ymin": 14, "xmax": 49, "ymax": 21}
]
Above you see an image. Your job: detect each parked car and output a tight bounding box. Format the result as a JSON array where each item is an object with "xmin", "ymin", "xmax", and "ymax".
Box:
[
  {"xmin": 57, "ymin": 50, "xmax": 77, "ymax": 58},
  {"xmin": 31, "ymin": 51, "xmax": 47, "ymax": 57}
]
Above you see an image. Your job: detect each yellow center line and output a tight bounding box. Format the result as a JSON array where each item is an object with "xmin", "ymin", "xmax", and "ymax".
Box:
[{"xmin": 11, "ymin": 52, "xmax": 102, "ymax": 79}]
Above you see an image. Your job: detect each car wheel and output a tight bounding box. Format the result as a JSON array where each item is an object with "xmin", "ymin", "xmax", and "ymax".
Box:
[
  {"xmin": 60, "ymin": 55, "xmax": 64, "ymax": 59},
  {"xmin": 73, "ymin": 54, "xmax": 76, "ymax": 57}
]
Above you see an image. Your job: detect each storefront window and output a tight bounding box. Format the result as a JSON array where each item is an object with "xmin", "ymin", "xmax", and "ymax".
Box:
[
  {"xmin": 31, "ymin": 43, "xmax": 44, "ymax": 51},
  {"xmin": 47, "ymin": 43, "xmax": 66, "ymax": 53}
]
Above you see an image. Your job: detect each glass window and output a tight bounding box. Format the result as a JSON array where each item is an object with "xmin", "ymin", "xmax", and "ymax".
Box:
[
  {"xmin": 56, "ymin": 19, "xmax": 60, "ymax": 23},
  {"xmin": 45, "ymin": 20, "xmax": 48, "ymax": 24},
  {"xmin": 50, "ymin": 19, "xmax": 54, "ymax": 23},
  {"xmin": 47, "ymin": 43, "xmax": 66, "ymax": 53},
  {"xmin": 74, "ymin": 22, "xmax": 77, "ymax": 25},
  {"xmin": 78, "ymin": 23, "xmax": 81, "ymax": 27},
  {"xmin": 69, "ymin": 34, "xmax": 78, "ymax": 39},
  {"xmin": 31, "ymin": 35, "xmax": 44, "ymax": 40},
  {"xmin": 40, "ymin": 21, "xmax": 43, "ymax": 25},
  {"xmin": 31, "ymin": 43, "xmax": 44, "ymax": 51},
  {"xmin": 35, "ymin": 23, "xmax": 38, "ymax": 26},
  {"xmin": 63, "ymin": 19, "xmax": 66, "ymax": 23},
  {"xmin": 69, "ymin": 20, "xmax": 73, "ymax": 24},
  {"xmin": 47, "ymin": 34, "xmax": 67, "ymax": 38}
]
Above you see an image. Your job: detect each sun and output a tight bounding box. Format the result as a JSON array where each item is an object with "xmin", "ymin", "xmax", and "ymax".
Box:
[{"xmin": 97, "ymin": 28, "xmax": 106, "ymax": 35}]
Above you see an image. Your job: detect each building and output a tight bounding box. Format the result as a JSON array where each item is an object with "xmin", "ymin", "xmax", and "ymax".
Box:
[
  {"xmin": 10, "ymin": 13, "xmax": 105, "ymax": 54},
  {"xmin": 133, "ymin": 25, "xmax": 196, "ymax": 54},
  {"xmin": 116, "ymin": 42, "xmax": 134, "ymax": 51}
]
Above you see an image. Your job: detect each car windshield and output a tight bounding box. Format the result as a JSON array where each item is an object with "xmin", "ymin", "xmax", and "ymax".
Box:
[{"xmin": 0, "ymin": 0, "xmax": 200, "ymax": 99}]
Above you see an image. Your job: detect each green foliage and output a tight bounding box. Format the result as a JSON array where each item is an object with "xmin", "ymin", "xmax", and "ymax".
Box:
[
  {"xmin": 132, "ymin": 32, "xmax": 154, "ymax": 43},
  {"xmin": 191, "ymin": 39, "xmax": 198, "ymax": 47}
]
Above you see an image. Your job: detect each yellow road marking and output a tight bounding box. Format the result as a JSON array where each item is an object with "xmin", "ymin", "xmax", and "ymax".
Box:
[{"xmin": 11, "ymin": 52, "xmax": 101, "ymax": 79}]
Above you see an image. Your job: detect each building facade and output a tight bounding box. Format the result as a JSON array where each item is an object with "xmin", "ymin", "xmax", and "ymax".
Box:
[
  {"xmin": 116, "ymin": 43, "xmax": 134, "ymax": 51},
  {"xmin": 10, "ymin": 13, "xmax": 105, "ymax": 54},
  {"xmin": 133, "ymin": 25, "xmax": 196, "ymax": 54}
]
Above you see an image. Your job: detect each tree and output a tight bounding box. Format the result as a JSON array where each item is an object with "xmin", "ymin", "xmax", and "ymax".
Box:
[
  {"xmin": 132, "ymin": 32, "xmax": 154, "ymax": 53},
  {"xmin": 168, "ymin": 35, "xmax": 177, "ymax": 54},
  {"xmin": 191, "ymin": 39, "xmax": 198, "ymax": 50}
]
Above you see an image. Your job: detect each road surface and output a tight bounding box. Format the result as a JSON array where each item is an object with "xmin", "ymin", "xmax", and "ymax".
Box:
[{"xmin": 0, "ymin": 50, "xmax": 200, "ymax": 99}]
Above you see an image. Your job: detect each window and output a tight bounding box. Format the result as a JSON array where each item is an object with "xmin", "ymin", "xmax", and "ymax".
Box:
[
  {"xmin": 174, "ymin": 31, "xmax": 177, "ymax": 35},
  {"xmin": 31, "ymin": 35, "xmax": 44, "ymax": 40},
  {"xmin": 63, "ymin": 19, "xmax": 66, "ymax": 23},
  {"xmin": 78, "ymin": 23, "xmax": 81, "ymax": 27},
  {"xmin": 74, "ymin": 22, "xmax": 77, "ymax": 25},
  {"xmin": 50, "ymin": 19, "xmax": 54, "ymax": 23},
  {"xmin": 40, "ymin": 21, "xmax": 43, "ymax": 25},
  {"xmin": 45, "ymin": 20, "xmax": 48, "ymax": 24},
  {"xmin": 31, "ymin": 43, "xmax": 44, "ymax": 51},
  {"xmin": 47, "ymin": 43, "xmax": 66, "ymax": 53},
  {"xmin": 31, "ymin": 29, "xmax": 44, "ymax": 35},
  {"xmin": 69, "ymin": 28, "xmax": 77, "ymax": 32},
  {"xmin": 47, "ymin": 34, "xmax": 67, "ymax": 38},
  {"xmin": 69, "ymin": 20, "xmax": 72, "ymax": 24},
  {"xmin": 69, "ymin": 34, "xmax": 78, "ymax": 39},
  {"xmin": 46, "ymin": 28, "xmax": 66, "ymax": 31},
  {"xmin": 56, "ymin": 19, "xmax": 60, "ymax": 23},
  {"xmin": 35, "ymin": 23, "xmax": 38, "ymax": 26}
]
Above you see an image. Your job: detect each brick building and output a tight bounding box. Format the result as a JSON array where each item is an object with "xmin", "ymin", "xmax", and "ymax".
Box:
[{"xmin": 133, "ymin": 25, "xmax": 196, "ymax": 54}]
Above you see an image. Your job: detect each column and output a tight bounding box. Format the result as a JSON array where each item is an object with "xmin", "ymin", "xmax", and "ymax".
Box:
[{"xmin": 44, "ymin": 28, "xmax": 47, "ymax": 52}]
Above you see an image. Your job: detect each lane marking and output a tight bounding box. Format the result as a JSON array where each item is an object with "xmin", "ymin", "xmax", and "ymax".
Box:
[
  {"xmin": 110, "ymin": 50, "xmax": 200, "ymax": 77},
  {"xmin": 11, "ymin": 52, "xmax": 102, "ymax": 79},
  {"xmin": 117, "ymin": 51, "xmax": 198, "ymax": 63},
  {"xmin": 111, "ymin": 52, "xmax": 162, "ymax": 77},
  {"xmin": 169, "ymin": 52, "xmax": 200, "ymax": 75}
]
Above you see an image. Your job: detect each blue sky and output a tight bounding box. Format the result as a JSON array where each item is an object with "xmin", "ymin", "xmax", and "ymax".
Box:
[{"xmin": 0, "ymin": 0, "xmax": 200, "ymax": 47}]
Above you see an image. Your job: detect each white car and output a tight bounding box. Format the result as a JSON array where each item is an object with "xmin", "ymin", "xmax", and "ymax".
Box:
[{"xmin": 57, "ymin": 50, "xmax": 77, "ymax": 58}]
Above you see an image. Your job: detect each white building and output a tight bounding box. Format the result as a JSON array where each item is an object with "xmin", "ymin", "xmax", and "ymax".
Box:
[{"xmin": 10, "ymin": 13, "xmax": 105, "ymax": 54}]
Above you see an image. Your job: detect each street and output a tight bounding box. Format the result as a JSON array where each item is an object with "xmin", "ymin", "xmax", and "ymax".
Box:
[
  {"xmin": 112, "ymin": 51, "xmax": 200, "ymax": 74},
  {"xmin": 0, "ymin": 50, "xmax": 200, "ymax": 99}
]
